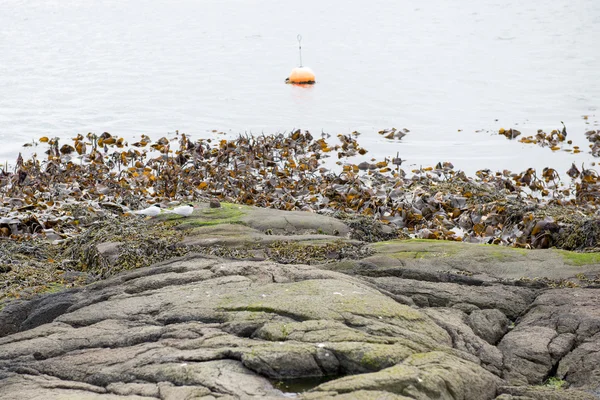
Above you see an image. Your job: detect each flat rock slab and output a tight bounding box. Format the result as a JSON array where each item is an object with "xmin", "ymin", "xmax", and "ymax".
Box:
[
  {"xmin": 161, "ymin": 202, "xmax": 352, "ymax": 248},
  {"xmin": 338, "ymin": 239, "xmax": 600, "ymax": 286}
]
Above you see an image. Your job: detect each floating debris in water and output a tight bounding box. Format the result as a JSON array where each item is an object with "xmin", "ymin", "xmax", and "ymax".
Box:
[
  {"xmin": 499, "ymin": 124, "xmax": 583, "ymax": 154},
  {"xmin": 378, "ymin": 127, "xmax": 409, "ymax": 140},
  {"xmin": 585, "ymin": 130, "xmax": 600, "ymax": 157}
]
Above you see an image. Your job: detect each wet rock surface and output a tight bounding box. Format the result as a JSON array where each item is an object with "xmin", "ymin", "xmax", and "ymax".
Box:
[{"xmin": 1, "ymin": 206, "xmax": 600, "ymax": 399}]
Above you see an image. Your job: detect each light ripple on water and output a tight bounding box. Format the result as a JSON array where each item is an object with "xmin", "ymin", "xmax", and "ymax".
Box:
[{"xmin": 0, "ymin": 0, "xmax": 599, "ymax": 176}]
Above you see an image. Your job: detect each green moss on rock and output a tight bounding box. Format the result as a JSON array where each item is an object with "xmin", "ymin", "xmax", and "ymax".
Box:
[
  {"xmin": 169, "ymin": 202, "xmax": 248, "ymax": 229},
  {"xmin": 557, "ymin": 250, "xmax": 600, "ymax": 266}
]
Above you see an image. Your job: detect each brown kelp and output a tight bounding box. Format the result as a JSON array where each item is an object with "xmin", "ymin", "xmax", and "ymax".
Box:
[
  {"xmin": 1, "ymin": 130, "xmax": 600, "ymax": 251},
  {"xmin": 498, "ymin": 123, "xmax": 583, "ymax": 153}
]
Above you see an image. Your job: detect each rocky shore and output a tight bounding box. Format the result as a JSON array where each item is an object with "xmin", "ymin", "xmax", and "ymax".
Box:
[
  {"xmin": 1, "ymin": 201, "xmax": 600, "ymax": 399},
  {"xmin": 2, "ymin": 131, "xmax": 600, "ymax": 398}
]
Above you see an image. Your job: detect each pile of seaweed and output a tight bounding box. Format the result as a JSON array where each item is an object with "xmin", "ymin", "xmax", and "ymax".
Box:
[
  {"xmin": 0, "ymin": 215, "xmax": 192, "ymax": 301},
  {"xmin": 1, "ymin": 130, "xmax": 600, "ymax": 250}
]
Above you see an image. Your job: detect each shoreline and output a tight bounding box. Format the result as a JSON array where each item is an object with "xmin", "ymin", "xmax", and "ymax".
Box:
[{"xmin": 1, "ymin": 130, "xmax": 600, "ymax": 302}]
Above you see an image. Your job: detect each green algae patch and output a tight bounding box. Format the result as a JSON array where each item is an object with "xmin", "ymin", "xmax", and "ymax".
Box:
[
  {"xmin": 371, "ymin": 238, "xmax": 539, "ymax": 265},
  {"xmin": 489, "ymin": 250, "xmax": 511, "ymax": 261},
  {"xmin": 557, "ymin": 250, "xmax": 600, "ymax": 266},
  {"xmin": 169, "ymin": 203, "xmax": 248, "ymax": 229},
  {"xmin": 358, "ymin": 344, "xmax": 414, "ymax": 370},
  {"xmin": 544, "ymin": 376, "xmax": 567, "ymax": 389}
]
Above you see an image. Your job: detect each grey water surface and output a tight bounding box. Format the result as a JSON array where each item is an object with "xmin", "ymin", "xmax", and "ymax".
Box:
[{"xmin": 1, "ymin": 0, "xmax": 599, "ymax": 174}]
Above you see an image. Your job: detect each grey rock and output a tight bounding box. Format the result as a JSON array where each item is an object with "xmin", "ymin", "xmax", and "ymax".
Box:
[
  {"xmin": 501, "ymin": 288, "xmax": 600, "ymax": 392},
  {"xmin": 0, "ymin": 256, "xmax": 461, "ymax": 399},
  {"xmin": 423, "ymin": 307, "xmax": 504, "ymax": 375},
  {"xmin": 362, "ymin": 239, "xmax": 600, "ymax": 285},
  {"xmin": 96, "ymin": 241, "xmax": 124, "ymax": 265},
  {"xmin": 3, "ymin": 231, "xmax": 600, "ymax": 399},
  {"xmin": 497, "ymin": 385, "xmax": 598, "ymax": 400},
  {"xmin": 365, "ymin": 276, "xmax": 534, "ymax": 319},
  {"xmin": 499, "ymin": 325, "xmax": 557, "ymax": 385},
  {"xmin": 305, "ymin": 351, "xmax": 502, "ymax": 400},
  {"xmin": 468, "ymin": 308, "xmax": 511, "ymax": 345},
  {"xmin": 557, "ymin": 334, "xmax": 600, "ymax": 392}
]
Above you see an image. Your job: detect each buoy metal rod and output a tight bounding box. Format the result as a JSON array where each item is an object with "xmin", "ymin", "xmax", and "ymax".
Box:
[{"xmin": 297, "ymin": 34, "xmax": 303, "ymax": 67}]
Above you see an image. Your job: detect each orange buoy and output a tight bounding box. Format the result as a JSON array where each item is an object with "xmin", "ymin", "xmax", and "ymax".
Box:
[
  {"xmin": 285, "ymin": 34, "xmax": 316, "ymax": 84},
  {"xmin": 286, "ymin": 67, "xmax": 316, "ymax": 84}
]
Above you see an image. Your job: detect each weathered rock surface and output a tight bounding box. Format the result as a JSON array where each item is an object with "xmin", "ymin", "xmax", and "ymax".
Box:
[
  {"xmin": 170, "ymin": 202, "xmax": 353, "ymax": 248},
  {"xmin": 304, "ymin": 351, "xmax": 502, "ymax": 399},
  {"xmin": 354, "ymin": 239, "xmax": 600, "ymax": 286},
  {"xmin": 0, "ymin": 255, "xmax": 472, "ymax": 399},
  {"xmin": 325, "ymin": 239, "xmax": 600, "ymax": 398},
  {"xmin": 496, "ymin": 385, "xmax": 598, "ymax": 400},
  {"xmin": 361, "ymin": 276, "xmax": 535, "ymax": 319},
  {"xmin": 2, "ymin": 211, "xmax": 600, "ymax": 399},
  {"xmin": 498, "ymin": 288, "xmax": 600, "ymax": 390},
  {"xmin": 468, "ymin": 308, "xmax": 510, "ymax": 345},
  {"xmin": 422, "ymin": 307, "xmax": 504, "ymax": 375}
]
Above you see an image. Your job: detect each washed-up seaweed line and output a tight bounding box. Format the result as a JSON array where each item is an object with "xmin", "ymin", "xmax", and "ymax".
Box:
[{"xmin": 1, "ymin": 130, "xmax": 599, "ymax": 249}]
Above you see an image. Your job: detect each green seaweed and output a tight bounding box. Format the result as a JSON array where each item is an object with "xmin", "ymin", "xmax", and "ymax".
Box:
[
  {"xmin": 557, "ymin": 250, "xmax": 600, "ymax": 266},
  {"xmin": 544, "ymin": 376, "xmax": 567, "ymax": 389}
]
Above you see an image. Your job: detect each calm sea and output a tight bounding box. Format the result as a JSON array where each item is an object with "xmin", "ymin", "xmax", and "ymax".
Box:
[{"xmin": 1, "ymin": 0, "xmax": 599, "ymax": 175}]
